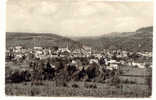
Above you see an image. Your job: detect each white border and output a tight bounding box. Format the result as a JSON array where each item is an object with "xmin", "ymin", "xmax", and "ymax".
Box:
[
  {"xmin": 0, "ymin": 0, "xmax": 155, "ymax": 100},
  {"xmin": 0, "ymin": 0, "xmax": 6, "ymax": 98},
  {"xmin": 152, "ymin": 0, "xmax": 156, "ymax": 99}
]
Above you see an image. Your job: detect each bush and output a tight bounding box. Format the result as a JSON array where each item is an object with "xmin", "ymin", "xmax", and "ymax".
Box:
[
  {"xmin": 84, "ymin": 82, "xmax": 97, "ymax": 89},
  {"xmin": 110, "ymin": 76, "xmax": 121, "ymax": 85},
  {"xmin": 121, "ymin": 79, "xmax": 136, "ymax": 84},
  {"xmin": 72, "ymin": 83, "xmax": 79, "ymax": 88}
]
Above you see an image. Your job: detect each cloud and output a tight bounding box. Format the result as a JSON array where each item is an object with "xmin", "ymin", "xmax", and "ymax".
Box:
[{"xmin": 7, "ymin": 0, "xmax": 153, "ymax": 37}]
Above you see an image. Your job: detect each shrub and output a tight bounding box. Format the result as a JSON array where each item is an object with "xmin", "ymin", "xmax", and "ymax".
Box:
[
  {"xmin": 72, "ymin": 83, "xmax": 79, "ymax": 88},
  {"xmin": 84, "ymin": 82, "xmax": 97, "ymax": 89}
]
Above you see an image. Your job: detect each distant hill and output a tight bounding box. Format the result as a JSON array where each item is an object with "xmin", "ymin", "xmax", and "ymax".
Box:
[
  {"xmin": 136, "ymin": 26, "xmax": 153, "ymax": 33},
  {"xmin": 6, "ymin": 32, "xmax": 82, "ymax": 49},
  {"xmin": 6, "ymin": 26, "xmax": 153, "ymax": 52},
  {"xmin": 77, "ymin": 26, "xmax": 153, "ymax": 52}
]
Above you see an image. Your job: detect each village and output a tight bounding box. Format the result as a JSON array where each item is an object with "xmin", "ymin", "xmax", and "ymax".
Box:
[
  {"xmin": 5, "ymin": 43, "xmax": 152, "ymax": 97},
  {"xmin": 6, "ymin": 45, "xmax": 152, "ymax": 69},
  {"xmin": 5, "ymin": 44, "xmax": 152, "ymax": 97}
]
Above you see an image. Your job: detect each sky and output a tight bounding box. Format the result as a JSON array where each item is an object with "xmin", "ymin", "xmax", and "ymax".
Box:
[{"xmin": 7, "ymin": 0, "xmax": 153, "ymax": 37}]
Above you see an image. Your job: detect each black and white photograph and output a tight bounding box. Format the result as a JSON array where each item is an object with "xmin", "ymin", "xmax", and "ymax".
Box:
[{"xmin": 5, "ymin": 0, "xmax": 153, "ymax": 97}]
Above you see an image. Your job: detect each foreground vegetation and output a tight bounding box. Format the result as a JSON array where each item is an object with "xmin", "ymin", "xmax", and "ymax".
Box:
[
  {"xmin": 6, "ymin": 80, "xmax": 151, "ymax": 97},
  {"xmin": 5, "ymin": 60, "xmax": 152, "ymax": 97}
]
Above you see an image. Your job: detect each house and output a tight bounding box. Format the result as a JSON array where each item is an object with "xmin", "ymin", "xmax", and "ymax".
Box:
[
  {"xmin": 82, "ymin": 45, "xmax": 92, "ymax": 54},
  {"xmin": 34, "ymin": 51, "xmax": 43, "ymax": 59},
  {"xmin": 14, "ymin": 46, "xmax": 23, "ymax": 53},
  {"xmin": 107, "ymin": 60, "xmax": 120, "ymax": 69},
  {"xmin": 34, "ymin": 47, "xmax": 43, "ymax": 50},
  {"xmin": 57, "ymin": 47, "xmax": 71, "ymax": 54},
  {"xmin": 15, "ymin": 46, "xmax": 23, "ymax": 50},
  {"xmin": 132, "ymin": 62, "xmax": 145, "ymax": 69}
]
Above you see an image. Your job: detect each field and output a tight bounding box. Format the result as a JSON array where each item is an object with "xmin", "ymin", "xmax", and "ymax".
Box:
[
  {"xmin": 5, "ymin": 80, "xmax": 151, "ymax": 97},
  {"xmin": 5, "ymin": 62, "xmax": 152, "ymax": 97}
]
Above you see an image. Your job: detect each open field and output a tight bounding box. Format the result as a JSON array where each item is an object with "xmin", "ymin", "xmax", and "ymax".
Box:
[
  {"xmin": 5, "ymin": 80, "xmax": 151, "ymax": 97},
  {"xmin": 5, "ymin": 62, "xmax": 152, "ymax": 97}
]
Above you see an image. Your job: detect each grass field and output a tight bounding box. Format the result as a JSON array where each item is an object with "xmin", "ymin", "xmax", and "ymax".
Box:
[
  {"xmin": 5, "ymin": 80, "xmax": 151, "ymax": 97},
  {"xmin": 5, "ymin": 62, "xmax": 152, "ymax": 97}
]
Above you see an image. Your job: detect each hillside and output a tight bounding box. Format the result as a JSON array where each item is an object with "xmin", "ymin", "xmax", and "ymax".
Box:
[
  {"xmin": 6, "ymin": 32, "xmax": 82, "ymax": 49},
  {"xmin": 77, "ymin": 26, "xmax": 153, "ymax": 52},
  {"xmin": 6, "ymin": 26, "xmax": 153, "ymax": 51}
]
